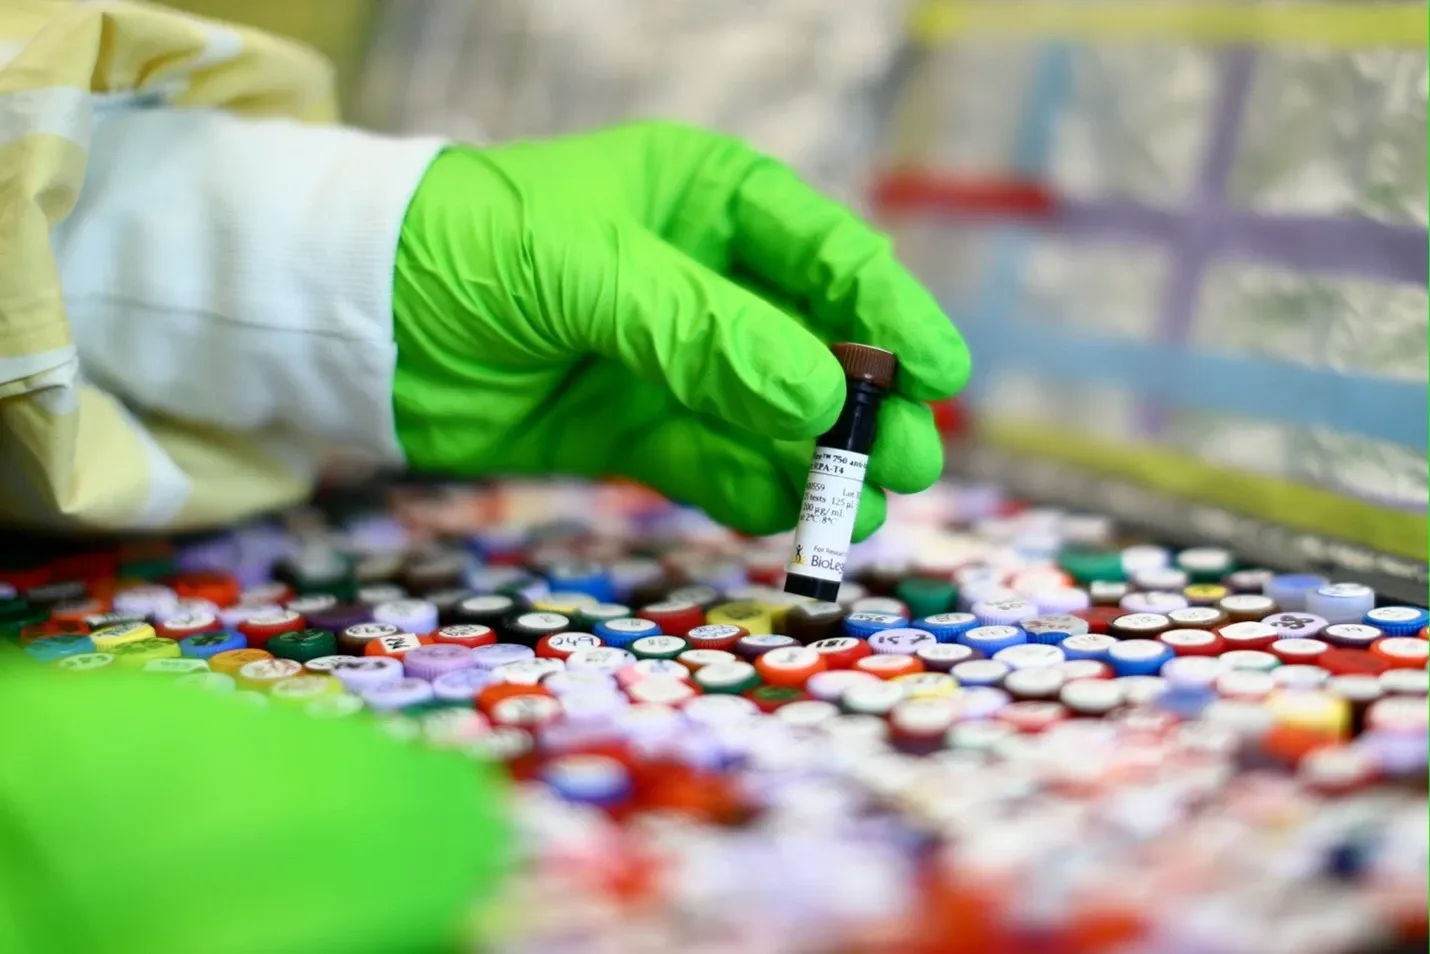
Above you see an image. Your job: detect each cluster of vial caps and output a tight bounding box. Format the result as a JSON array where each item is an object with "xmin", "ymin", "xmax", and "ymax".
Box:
[{"xmin": 3, "ymin": 482, "xmax": 1426, "ymax": 953}]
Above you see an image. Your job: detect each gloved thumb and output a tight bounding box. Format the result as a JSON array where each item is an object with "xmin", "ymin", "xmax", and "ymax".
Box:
[{"xmin": 556, "ymin": 222, "xmax": 847, "ymax": 441}]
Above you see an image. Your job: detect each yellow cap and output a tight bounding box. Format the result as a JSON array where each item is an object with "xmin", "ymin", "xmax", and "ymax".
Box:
[
  {"xmin": 727, "ymin": 588, "xmax": 813, "ymax": 634},
  {"xmin": 1267, "ymin": 689, "xmax": 1350, "ymax": 739},
  {"xmin": 269, "ymin": 674, "xmax": 343, "ymax": 704},
  {"xmin": 144, "ymin": 658, "xmax": 211, "ymax": 675},
  {"xmin": 530, "ymin": 593, "xmax": 599, "ymax": 615},
  {"xmin": 892, "ymin": 672, "xmax": 961, "ymax": 700},
  {"xmin": 90, "ymin": 621, "xmax": 158, "ymax": 652},
  {"xmin": 1183, "ymin": 584, "xmax": 1230, "ymax": 605},
  {"xmin": 210, "ymin": 647, "xmax": 274, "ymax": 677},
  {"xmin": 109, "ymin": 637, "xmax": 181, "ymax": 669},
  {"xmin": 55, "ymin": 652, "xmax": 115, "ymax": 674},
  {"xmin": 235, "ymin": 657, "xmax": 306, "ymax": 692},
  {"xmin": 706, "ymin": 601, "xmax": 774, "ymax": 636}
]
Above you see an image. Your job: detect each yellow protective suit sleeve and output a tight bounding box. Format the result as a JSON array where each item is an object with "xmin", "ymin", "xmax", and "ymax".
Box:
[{"xmin": 0, "ymin": 0, "xmax": 336, "ymax": 533}]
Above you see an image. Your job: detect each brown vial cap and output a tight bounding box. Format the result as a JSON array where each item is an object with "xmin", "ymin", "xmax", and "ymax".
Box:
[{"xmin": 831, "ymin": 343, "xmax": 897, "ymax": 389}]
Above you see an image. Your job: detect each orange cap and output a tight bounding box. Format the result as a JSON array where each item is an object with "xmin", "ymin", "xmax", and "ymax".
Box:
[{"xmin": 210, "ymin": 647, "xmax": 274, "ymax": 676}]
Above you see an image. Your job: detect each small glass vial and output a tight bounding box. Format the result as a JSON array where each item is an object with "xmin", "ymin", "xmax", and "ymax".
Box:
[{"xmin": 784, "ymin": 343, "xmax": 896, "ymax": 602}]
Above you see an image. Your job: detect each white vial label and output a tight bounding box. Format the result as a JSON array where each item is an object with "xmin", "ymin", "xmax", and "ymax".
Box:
[{"xmin": 787, "ymin": 448, "xmax": 869, "ymax": 583}]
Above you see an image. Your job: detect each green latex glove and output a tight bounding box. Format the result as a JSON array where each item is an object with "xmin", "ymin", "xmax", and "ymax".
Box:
[
  {"xmin": 0, "ymin": 662, "xmax": 512, "ymax": 954},
  {"xmin": 394, "ymin": 122, "xmax": 970, "ymax": 540}
]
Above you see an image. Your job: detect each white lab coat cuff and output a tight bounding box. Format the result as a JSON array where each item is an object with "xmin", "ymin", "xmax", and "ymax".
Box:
[{"xmin": 53, "ymin": 107, "xmax": 447, "ymax": 462}]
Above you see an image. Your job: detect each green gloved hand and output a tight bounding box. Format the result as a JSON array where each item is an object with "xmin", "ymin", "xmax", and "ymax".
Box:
[
  {"xmin": 394, "ymin": 122, "xmax": 970, "ymax": 539},
  {"xmin": 0, "ymin": 664, "xmax": 511, "ymax": 954}
]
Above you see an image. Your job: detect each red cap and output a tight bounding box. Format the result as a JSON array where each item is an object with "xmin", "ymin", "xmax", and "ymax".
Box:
[
  {"xmin": 174, "ymin": 572, "xmax": 242, "ymax": 608},
  {"xmin": 236, "ymin": 609, "xmax": 305, "ymax": 648},
  {"xmin": 637, "ymin": 600, "xmax": 705, "ymax": 638},
  {"xmin": 1320, "ymin": 649, "xmax": 1392, "ymax": 677},
  {"xmin": 1072, "ymin": 607, "xmax": 1123, "ymax": 634},
  {"xmin": 807, "ymin": 636, "xmax": 873, "ymax": 670}
]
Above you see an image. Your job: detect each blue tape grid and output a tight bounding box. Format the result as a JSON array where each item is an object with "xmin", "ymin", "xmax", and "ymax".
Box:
[{"xmin": 955, "ymin": 43, "xmax": 1428, "ymax": 451}]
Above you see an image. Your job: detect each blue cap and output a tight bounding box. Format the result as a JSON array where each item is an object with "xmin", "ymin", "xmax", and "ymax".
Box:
[
  {"xmin": 1305, "ymin": 583, "xmax": 1377, "ymax": 625},
  {"xmin": 593, "ymin": 617, "xmax": 662, "ymax": 648},
  {"xmin": 179, "ymin": 629, "xmax": 246, "ymax": 659},
  {"xmin": 842, "ymin": 612, "xmax": 908, "ymax": 640},
  {"xmin": 1107, "ymin": 639, "xmax": 1173, "ymax": 677},
  {"xmin": 1362, "ymin": 606, "xmax": 1428, "ymax": 637},
  {"xmin": 543, "ymin": 754, "xmax": 633, "ymax": 807},
  {"xmin": 950, "ymin": 659, "xmax": 1012, "ymax": 688},
  {"xmin": 24, "ymin": 634, "xmax": 95, "ymax": 663},
  {"xmin": 545, "ymin": 562, "xmax": 615, "ymax": 604},
  {"xmin": 1154, "ymin": 685, "xmax": 1215, "ymax": 719},
  {"xmin": 1263, "ymin": 573, "xmax": 1328, "ymax": 612},
  {"xmin": 1058, "ymin": 633, "xmax": 1117, "ymax": 661},
  {"xmin": 1020, "ymin": 614, "xmax": 1088, "ymax": 646},
  {"xmin": 913, "ymin": 612, "xmax": 978, "ymax": 643},
  {"xmin": 959, "ymin": 625, "xmax": 1026, "ymax": 655}
]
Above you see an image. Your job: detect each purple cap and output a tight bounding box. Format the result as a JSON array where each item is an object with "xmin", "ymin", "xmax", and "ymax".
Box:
[
  {"xmin": 373, "ymin": 599, "xmax": 439, "ymax": 634},
  {"xmin": 612, "ymin": 703, "xmax": 687, "ymax": 743},
  {"xmin": 559, "ymin": 690, "xmax": 631, "ymax": 724},
  {"xmin": 867, "ymin": 628, "xmax": 938, "ymax": 655},
  {"xmin": 1358, "ymin": 730, "xmax": 1429, "ymax": 776},
  {"xmin": 656, "ymin": 731, "xmax": 728, "ymax": 771},
  {"xmin": 361, "ymin": 677, "xmax": 435, "ymax": 711},
  {"xmin": 403, "ymin": 643, "xmax": 477, "ymax": 681},
  {"xmin": 958, "ymin": 686, "xmax": 1012, "ymax": 719},
  {"xmin": 470, "ymin": 643, "xmax": 536, "ymax": 670},
  {"xmin": 431, "ymin": 667, "xmax": 496, "ymax": 702},
  {"xmin": 1032, "ymin": 588, "xmax": 1091, "ymax": 614},
  {"xmin": 344, "ymin": 514, "xmax": 409, "ymax": 554},
  {"xmin": 542, "ymin": 671, "xmax": 619, "ymax": 697},
  {"xmin": 1261, "ymin": 612, "xmax": 1329, "ymax": 639},
  {"xmin": 331, "ymin": 656, "xmax": 404, "ymax": 692},
  {"xmin": 1161, "ymin": 655, "xmax": 1227, "ymax": 690},
  {"xmin": 176, "ymin": 535, "xmax": 240, "ymax": 574},
  {"xmin": 306, "ymin": 603, "xmax": 372, "ymax": 633}
]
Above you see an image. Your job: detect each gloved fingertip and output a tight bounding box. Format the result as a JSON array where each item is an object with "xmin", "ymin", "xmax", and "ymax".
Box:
[
  {"xmin": 851, "ymin": 484, "xmax": 888, "ymax": 543},
  {"xmin": 896, "ymin": 318, "xmax": 972, "ymax": 402},
  {"xmin": 726, "ymin": 324, "xmax": 846, "ymax": 441},
  {"xmin": 868, "ymin": 398, "xmax": 945, "ymax": 495}
]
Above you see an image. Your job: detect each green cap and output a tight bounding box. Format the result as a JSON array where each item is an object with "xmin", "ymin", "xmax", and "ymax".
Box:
[
  {"xmin": 1058, "ymin": 549, "xmax": 1126, "ymax": 584},
  {"xmin": 693, "ymin": 661, "xmax": 761, "ymax": 694},
  {"xmin": 118, "ymin": 558, "xmax": 176, "ymax": 581},
  {"xmin": 1, "ymin": 603, "xmax": 49, "ymax": 639},
  {"xmin": 630, "ymin": 635, "xmax": 688, "ymax": 661},
  {"xmin": 895, "ymin": 578, "xmax": 958, "ymax": 619},
  {"xmin": 267, "ymin": 628, "xmax": 338, "ymax": 662},
  {"xmin": 0, "ymin": 597, "xmax": 34, "ymax": 624},
  {"xmin": 575, "ymin": 603, "xmax": 632, "ymax": 629}
]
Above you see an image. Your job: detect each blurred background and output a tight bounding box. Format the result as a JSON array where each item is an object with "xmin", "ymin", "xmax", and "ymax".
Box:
[{"xmin": 159, "ymin": 0, "xmax": 1427, "ymax": 600}]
